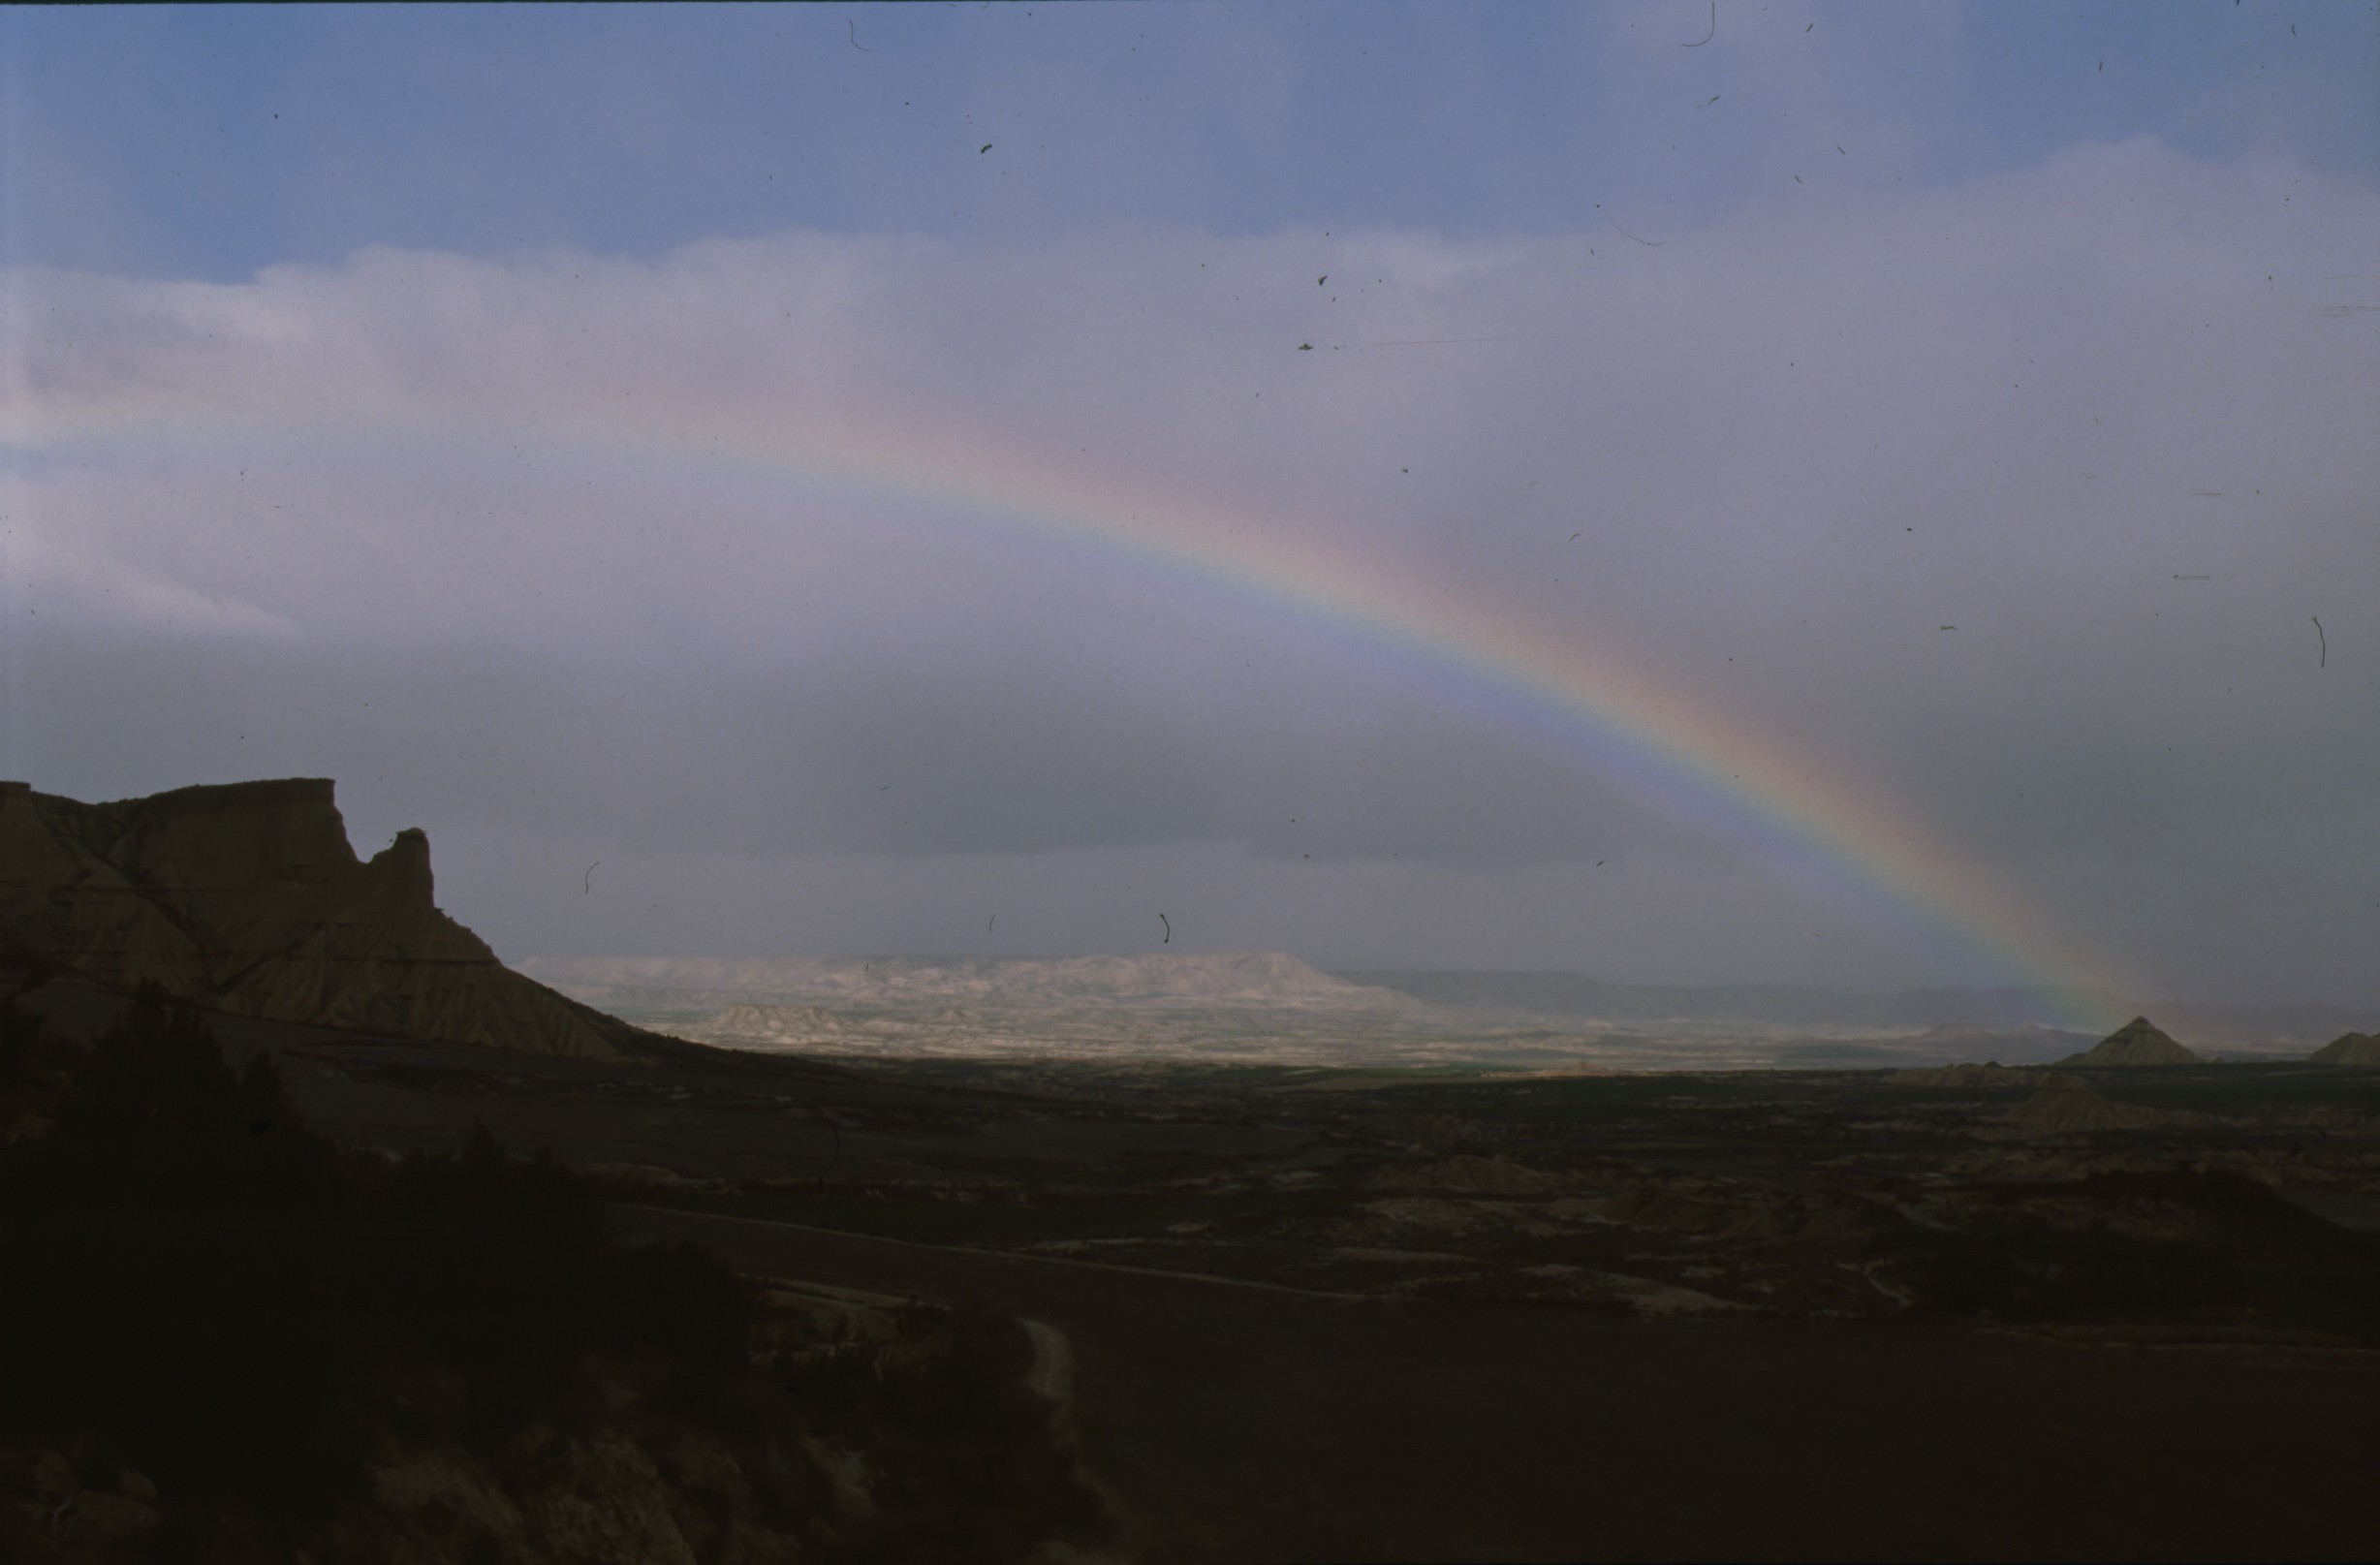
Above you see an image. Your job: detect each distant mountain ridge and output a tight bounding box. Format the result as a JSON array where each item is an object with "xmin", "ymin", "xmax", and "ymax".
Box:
[
  {"xmin": 538, "ymin": 955, "xmax": 2114, "ymax": 1028},
  {"xmin": 0, "ymin": 779, "xmax": 659, "ymax": 1059},
  {"xmin": 523, "ymin": 952, "xmax": 1419, "ymax": 1014},
  {"xmin": 526, "ymin": 955, "xmax": 2361, "ymax": 1056},
  {"xmin": 1331, "ymin": 970, "xmax": 2364, "ymax": 1049},
  {"xmin": 1330, "ymin": 969, "xmax": 2128, "ymax": 1030}
]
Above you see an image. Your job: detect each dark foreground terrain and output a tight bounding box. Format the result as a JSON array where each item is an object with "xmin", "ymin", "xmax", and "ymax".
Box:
[
  {"xmin": 615, "ymin": 1205, "xmax": 2379, "ymax": 1563},
  {"xmin": 12, "ymin": 980, "xmax": 2380, "ymax": 1560},
  {"xmin": 0, "ymin": 990, "xmax": 1104, "ymax": 1563}
]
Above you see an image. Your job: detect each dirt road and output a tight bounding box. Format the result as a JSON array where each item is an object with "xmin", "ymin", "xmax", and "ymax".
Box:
[{"xmin": 617, "ymin": 1205, "xmax": 2379, "ymax": 1563}]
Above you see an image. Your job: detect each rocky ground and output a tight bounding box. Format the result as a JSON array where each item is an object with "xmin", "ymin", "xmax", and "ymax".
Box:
[
  {"xmin": 634, "ymin": 1056, "xmax": 2380, "ymax": 1358},
  {"xmin": 0, "ymin": 990, "xmax": 1111, "ymax": 1565},
  {"xmin": 1, "ymin": 1281, "xmax": 1102, "ymax": 1565},
  {"xmin": 142, "ymin": 994, "xmax": 2380, "ymax": 1360},
  {"xmin": 15, "ymin": 980, "xmax": 2380, "ymax": 1560},
  {"xmin": 610, "ymin": 1205, "xmax": 2380, "ymax": 1564}
]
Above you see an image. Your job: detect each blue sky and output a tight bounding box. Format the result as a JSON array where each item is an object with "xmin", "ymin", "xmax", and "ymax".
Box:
[
  {"xmin": 3, "ymin": 4, "xmax": 2375, "ymax": 1005},
  {"xmin": 8, "ymin": 3, "xmax": 2371, "ymax": 278}
]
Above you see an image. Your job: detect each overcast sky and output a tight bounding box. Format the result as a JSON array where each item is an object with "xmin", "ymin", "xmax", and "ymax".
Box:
[{"xmin": 3, "ymin": 3, "xmax": 2374, "ymax": 1005}]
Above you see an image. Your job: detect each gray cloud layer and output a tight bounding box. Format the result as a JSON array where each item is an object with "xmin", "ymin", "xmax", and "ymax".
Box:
[{"xmin": 4, "ymin": 140, "xmax": 2374, "ymax": 1001}]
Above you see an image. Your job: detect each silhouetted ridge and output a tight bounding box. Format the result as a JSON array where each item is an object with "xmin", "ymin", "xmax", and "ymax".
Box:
[{"xmin": 0, "ymin": 778, "xmax": 658, "ymax": 1058}]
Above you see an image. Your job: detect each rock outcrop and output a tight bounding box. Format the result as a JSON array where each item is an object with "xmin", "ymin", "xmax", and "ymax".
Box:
[
  {"xmin": 2009, "ymin": 1074, "xmax": 2156, "ymax": 1135},
  {"xmin": 0, "ymin": 779, "xmax": 651, "ymax": 1058},
  {"xmin": 2059, "ymin": 1016, "xmax": 2202, "ymax": 1067},
  {"xmin": 2310, "ymin": 1031, "xmax": 2380, "ymax": 1065}
]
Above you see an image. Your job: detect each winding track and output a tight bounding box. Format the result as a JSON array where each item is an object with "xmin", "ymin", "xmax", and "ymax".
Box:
[{"xmin": 618, "ymin": 1205, "xmax": 2380, "ymax": 1564}]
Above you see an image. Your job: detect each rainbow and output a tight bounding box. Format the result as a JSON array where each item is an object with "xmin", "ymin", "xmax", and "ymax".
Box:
[
  {"xmin": 601, "ymin": 408, "xmax": 2123, "ymax": 1018},
  {"xmin": 10, "ymin": 394, "xmax": 2129, "ymax": 1017}
]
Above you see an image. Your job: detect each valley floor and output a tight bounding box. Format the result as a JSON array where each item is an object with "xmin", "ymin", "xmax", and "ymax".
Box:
[
  {"xmin": 34, "ymin": 984, "xmax": 2379, "ymax": 1561},
  {"xmin": 615, "ymin": 1204, "xmax": 2379, "ymax": 1563}
]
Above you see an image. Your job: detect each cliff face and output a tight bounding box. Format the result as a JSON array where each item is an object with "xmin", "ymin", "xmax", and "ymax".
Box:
[{"xmin": 0, "ymin": 779, "xmax": 641, "ymax": 1059}]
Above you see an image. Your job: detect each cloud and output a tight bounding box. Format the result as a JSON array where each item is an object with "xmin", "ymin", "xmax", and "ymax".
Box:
[{"xmin": 4, "ymin": 139, "xmax": 2375, "ymax": 999}]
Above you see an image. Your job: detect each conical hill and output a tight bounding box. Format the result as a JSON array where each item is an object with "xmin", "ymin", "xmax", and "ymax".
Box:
[
  {"xmin": 2058, "ymin": 1016, "xmax": 2202, "ymax": 1067},
  {"xmin": 2310, "ymin": 1031, "xmax": 2380, "ymax": 1065}
]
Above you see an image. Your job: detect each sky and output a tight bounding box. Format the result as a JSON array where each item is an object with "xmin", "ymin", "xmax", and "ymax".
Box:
[{"xmin": 2, "ymin": 2, "xmax": 2375, "ymax": 1007}]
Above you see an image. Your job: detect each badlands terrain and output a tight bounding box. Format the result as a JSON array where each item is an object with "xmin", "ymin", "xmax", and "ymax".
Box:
[
  {"xmin": 521, "ymin": 950, "xmax": 2364, "ymax": 1069},
  {"xmin": 187, "ymin": 1007, "xmax": 2380, "ymax": 1559},
  {"xmin": 7, "ymin": 780, "xmax": 2380, "ymax": 1561}
]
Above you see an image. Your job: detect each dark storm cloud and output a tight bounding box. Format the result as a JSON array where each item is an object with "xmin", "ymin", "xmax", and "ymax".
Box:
[
  {"xmin": 4, "ymin": 140, "xmax": 2375, "ymax": 999},
  {"xmin": 7, "ymin": 610, "xmax": 1651, "ymax": 873}
]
